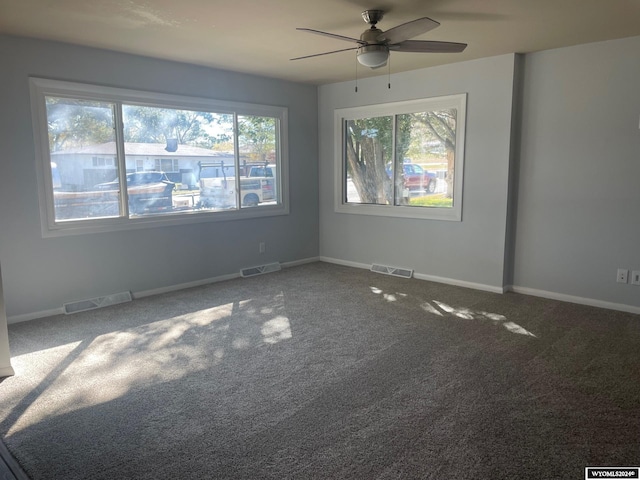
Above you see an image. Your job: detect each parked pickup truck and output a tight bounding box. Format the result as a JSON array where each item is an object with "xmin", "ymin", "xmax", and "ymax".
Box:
[
  {"xmin": 386, "ymin": 163, "xmax": 437, "ymax": 194},
  {"xmin": 53, "ymin": 171, "xmax": 175, "ymax": 219},
  {"xmin": 95, "ymin": 172, "xmax": 175, "ymax": 214},
  {"xmin": 198, "ymin": 162, "xmax": 277, "ymax": 208}
]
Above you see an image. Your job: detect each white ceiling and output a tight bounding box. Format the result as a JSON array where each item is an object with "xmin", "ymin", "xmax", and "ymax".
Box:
[{"xmin": 1, "ymin": 0, "xmax": 640, "ymax": 85}]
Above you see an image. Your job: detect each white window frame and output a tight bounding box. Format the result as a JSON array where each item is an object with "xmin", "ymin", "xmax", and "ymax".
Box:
[
  {"xmin": 29, "ymin": 77, "xmax": 289, "ymax": 237},
  {"xmin": 334, "ymin": 93, "xmax": 466, "ymax": 221},
  {"xmin": 155, "ymin": 158, "xmax": 180, "ymax": 173}
]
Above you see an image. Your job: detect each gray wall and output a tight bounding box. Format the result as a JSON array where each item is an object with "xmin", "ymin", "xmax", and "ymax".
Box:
[
  {"xmin": 0, "ymin": 35, "xmax": 319, "ymax": 319},
  {"xmin": 318, "ymin": 54, "xmax": 518, "ymax": 291},
  {"xmin": 513, "ymin": 36, "xmax": 640, "ymax": 309},
  {"xmin": 319, "ymin": 36, "xmax": 640, "ymax": 312}
]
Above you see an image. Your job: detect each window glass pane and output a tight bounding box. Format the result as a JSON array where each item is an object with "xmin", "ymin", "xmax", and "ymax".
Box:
[
  {"xmin": 395, "ymin": 109, "xmax": 457, "ymax": 208},
  {"xmin": 237, "ymin": 115, "xmax": 278, "ymax": 208},
  {"xmin": 344, "ymin": 116, "xmax": 393, "ymax": 205},
  {"xmin": 46, "ymin": 97, "xmax": 120, "ymax": 221},
  {"xmin": 153, "ymin": 158, "xmax": 180, "ymax": 172},
  {"xmin": 122, "ymin": 105, "xmax": 235, "ymax": 215}
]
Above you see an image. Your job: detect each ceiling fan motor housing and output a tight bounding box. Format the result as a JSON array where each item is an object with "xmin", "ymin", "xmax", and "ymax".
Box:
[
  {"xmin": 357, "ymin": 27, "xmax": 389, "ymax": 68},
  {"xmin": 361, "ymin": 10, "xmax": 384, "ymax": 25}
]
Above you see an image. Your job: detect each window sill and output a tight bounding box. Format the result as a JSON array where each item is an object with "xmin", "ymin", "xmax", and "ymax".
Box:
[
  {"xmin": 335, "ymin": 202, "xmax": 461, "ymax": 221},
  {"xmin": 42, "ymin": 203, "xmax": 289, "ymax": 237}
]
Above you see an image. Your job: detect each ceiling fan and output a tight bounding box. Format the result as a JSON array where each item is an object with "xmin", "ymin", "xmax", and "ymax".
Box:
[{"xmin": 291, "ymin": 10, "xmax": 467, "ymax": 69}]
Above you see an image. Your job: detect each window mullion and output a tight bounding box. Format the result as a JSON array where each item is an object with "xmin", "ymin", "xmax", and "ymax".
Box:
[
  {"xmin": 392, "ymin": 115, "xmax": 398, "ymax": 206},
  {"xmin": 233, "ymin": 113, "xmax": 241, "ymax": 209},
  {"xmin": 274, "ymin": 118, "xmax": 282, "ymax": 204},
  {"xmin": 113, "ymin": 102, "xmax": 130, "ymax": 217},
  {"xmin": 342, "ymin": 120, "xmax": 348, "ymax": 203}
]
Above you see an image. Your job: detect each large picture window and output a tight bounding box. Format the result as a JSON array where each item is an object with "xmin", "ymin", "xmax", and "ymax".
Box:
[
  {"xmin": 335, "ymin": 94, "xmax": 466, "ymax": 221},
  {"xmin": 30, "ymin": 78, "xmax": 288, "ymax": 236}
]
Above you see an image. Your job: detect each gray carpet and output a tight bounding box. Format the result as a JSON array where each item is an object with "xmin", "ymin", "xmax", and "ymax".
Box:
[{"xmin": 1, "ymin": 262, "xmax": 639, "ymax": 479}]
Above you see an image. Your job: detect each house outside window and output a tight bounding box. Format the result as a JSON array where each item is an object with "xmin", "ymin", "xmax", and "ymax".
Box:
[
  {"xmin": 335, "ymin": 93, "xmax": 466, "ymax": 221},
  {"xmin": 30, "ymin": 78, "xmax": 289, "ymax": 236}
]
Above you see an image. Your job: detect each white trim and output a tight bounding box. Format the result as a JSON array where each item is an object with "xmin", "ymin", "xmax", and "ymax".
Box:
[
  {"xmin": 413, "ymin": 272, "xmax": 505, "ymax": 294},
  {"xmin": 134, "ymin": 273, "xmax": 241, "ymax": 299},
  {"xmin": 508, "ymin": 285, "xmax": 640, "ymax": 315},
  {"xmin": 29, "ymin": 77, "xmax": 290, "ymax": 237},
  {"xmin": 40, "ymin": 204, "xmax": 291, "ymax": 238},
  {"xmin": 281, "ymin": 257, "xmax": 320, "ymax": 268},
  {"xmin": 319, "ymin": 256, "xmax": 370, "ymax": 270},
  {"xmin": 8, "ymin": 307, "xmax": 65, "ymax": 324},
  {"xmin": 319, "ymin": 256, "xmax": 503, "ymax": 293},
  {"xmin": 0, "ymin": 366, "xmax": 16, "ymax": 377},
  {"xmin": 333, "ymin": 93, "xmax": 466, "ymax": 222},
  {"xmin": 136, "ymin": 257, "xmax": 320, "ymax": 299}
]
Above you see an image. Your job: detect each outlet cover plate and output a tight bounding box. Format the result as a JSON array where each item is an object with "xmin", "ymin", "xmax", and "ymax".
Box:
[{"xmin": 617, "ymin": 269, "xmax": 629, "ymax": 283}]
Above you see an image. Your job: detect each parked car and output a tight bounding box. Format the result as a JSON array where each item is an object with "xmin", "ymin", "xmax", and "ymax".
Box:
[
  {"xmin": 95, "ymin": 171, "xmax": 175, "ymax": 214},
  {"xmin": 386, "ymin": 163, "xmax": 437, "ymax": 194},
  {"xmin": 96, "ymin": 171, "xmax": 174, "ymax": 190}
]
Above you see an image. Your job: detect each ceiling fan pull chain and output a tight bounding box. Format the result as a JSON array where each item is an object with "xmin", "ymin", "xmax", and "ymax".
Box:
[
  {"xmin": 388, "ymin": 55, "xmax": 391, "ymax": 89},
  {"xmin": 355, "ymin": 51, "xmax": 359, "ymax": 93}
]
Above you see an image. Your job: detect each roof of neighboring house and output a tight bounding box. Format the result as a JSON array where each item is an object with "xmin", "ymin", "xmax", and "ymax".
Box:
[{"xmin": 52, "ymin": 142, "xmax": 234, "ymax": 158}]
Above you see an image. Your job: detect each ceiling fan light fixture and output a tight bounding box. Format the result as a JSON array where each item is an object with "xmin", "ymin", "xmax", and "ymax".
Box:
[{"xmin": 357, "ymin": 44, "xmax": 389, "ymax": 68}]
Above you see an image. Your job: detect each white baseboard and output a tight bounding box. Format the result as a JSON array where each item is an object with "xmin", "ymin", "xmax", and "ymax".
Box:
[
  {"xmin": 0, "ymin": 366, "xmax": 15, "ymax": 377},
  {"xmin": 8, "ymin": 307, "xmax": 64, "ymax": 324},
  {"xmin": 507, "ymin": 285, "xmax": 640, "ymax": 315},
  {"xmin": 136, "ymin": 257, "xmax": 320, "ymax": 299},
  {"xmin": 413, "ymin": 272, "xmax": 505, "ymax": 294},
  {"xmin": 134, "ymin": 272, "xmax": 241, "ymax": 299},
  {"xmin": 319, "ymin": 256, "xmax": 505, "ymax": 294},
  {"xmin": 319, "ymin": 256, "xmax": 370, "ymax": 270},
  {"xmin": 282, "ymin": 256, "xmax": 320, "ymax": 268}
]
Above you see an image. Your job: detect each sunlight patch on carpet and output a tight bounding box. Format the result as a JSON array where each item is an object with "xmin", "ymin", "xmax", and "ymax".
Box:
[
  {"xmin": 261, "ymin": 316, "xmax": 292, "ymax": 344},
  {"xmin": 369, "ymin": 285, "xmax": 537, "ymax": 338},
  {"xmin": 432, "ymin": 300, "xmax": 537, "ymax": 337},
  {"xmin": 6, "ymin": 303, "xmax": 237, "ymax": 436},
  {"xmin": 370, "ymin": 286, "xmax": 408, "ymax": 303}
]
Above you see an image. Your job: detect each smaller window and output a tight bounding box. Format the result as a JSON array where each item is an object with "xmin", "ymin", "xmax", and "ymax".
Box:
[
  {"xmin": 155, "ymin": 158, "xmax": 180, "ymax": 173},
  {"xmin": 335, "ymin": 94, "xmax": 466, "ymax": 221}
]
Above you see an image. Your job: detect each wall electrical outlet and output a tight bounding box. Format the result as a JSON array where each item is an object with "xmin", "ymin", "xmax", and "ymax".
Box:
[
  {"xmin": 631, "ymin": 270, "xmax": 640, "ymax": 286},
  {"xmin": 617, "ymin": 269, "xmax": 629, "ymax": 284}
]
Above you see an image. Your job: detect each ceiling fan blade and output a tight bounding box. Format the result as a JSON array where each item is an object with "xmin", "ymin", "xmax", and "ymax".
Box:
[
  {"xmin": 296, "ymin": 28, "xmax": 365, "ymax": 45},
  {"xmin": 389, "ymin": 40, "xmax": 467, "ymax": 53},
  {"xmin": 290, "ymin": 47, "xmax": 358, "ymax": 61},
  {"xmin": 377, "ymin": 17, "xmax": 440, "ymax": 44}
]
